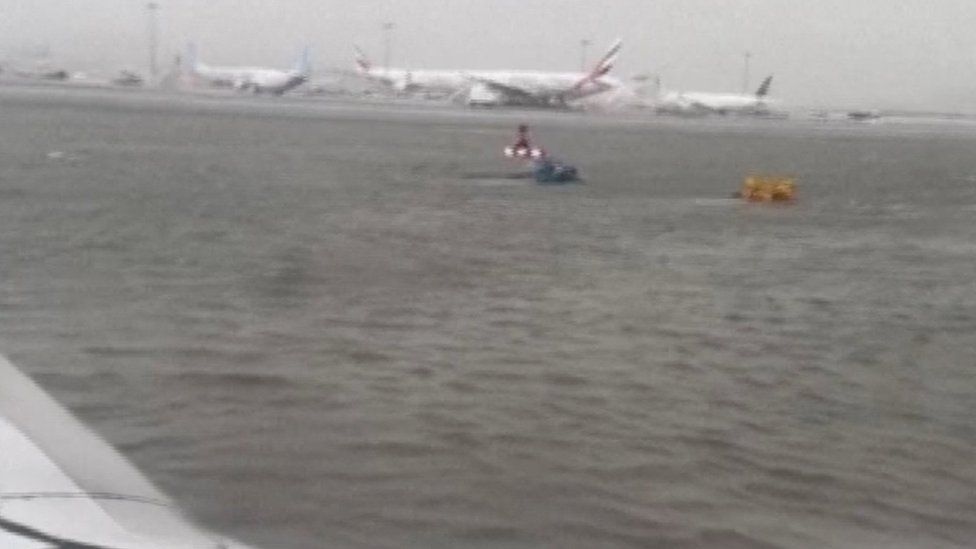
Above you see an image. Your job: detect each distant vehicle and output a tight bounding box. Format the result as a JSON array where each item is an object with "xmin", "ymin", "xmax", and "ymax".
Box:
[
  {"xmin": 353, "ymin": 39, "xmax": 623, "ymax": 108},
  {"xmin": 847, "ymin": 109, "xmax": 882, "ymax": 121},
  {"xmin": 112, "ymin": 69, "xmax": 144, "ymax": 87},
  {"xmin": 0, "ymin": 354, "xmax": 260, "ymax": 548},
  {"xmin": 655, "ymin": 75, "xmax": 776, "ymax": 116},
  {"xmin": 501, "ymin": 125, "xmax": 579, "ymax": 184},
  {"xmin": 185, "ymin": 44, "xmax": 310, "ymax": 95},
  {"xmin": 10, "ymin": 64, "xmax": 70, "ymax": 81}
]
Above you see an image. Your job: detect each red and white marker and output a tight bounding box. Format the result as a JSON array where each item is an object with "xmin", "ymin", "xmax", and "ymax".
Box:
[{"xmin": 504, "ymin": 146, "xmax": 545, "ymax": 159}]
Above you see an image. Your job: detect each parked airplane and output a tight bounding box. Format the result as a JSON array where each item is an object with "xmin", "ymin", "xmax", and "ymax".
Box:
[
  {"xmin": 186, "ymin": 44, "xmax": 310, "ymax": 95},
  {"xmin": 654, "ymin": 75, "xmax": 775, "ymax": 116},
  {"xmin": 353, "ymin": 39, "xmax": 623, "ymax": 108},
  {"xmin": 0, "ymin": 354, "xmax": 260, "ymax": 548}
]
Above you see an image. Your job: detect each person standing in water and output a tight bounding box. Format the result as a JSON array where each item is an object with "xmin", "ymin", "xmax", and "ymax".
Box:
[
  {"xmin": 513, "ymin": 124, "xmax": 532, "ymax": 151},
  {"xmin": 509, "ymin": 124, "xmax": 545, "ymax": 158}
]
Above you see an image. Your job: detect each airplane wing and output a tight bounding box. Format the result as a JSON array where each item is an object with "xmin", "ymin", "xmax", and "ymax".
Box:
[
  {"xmin": 688, "ymin": 100, "xmax": 719, "ymax": 113},
  {"xmin": 464, "ymin": 74, "xmax": 542, "ymax": 103},
  {"xmin": 0, "ymin": 354, "xmax": 257, "ymax": 549}
]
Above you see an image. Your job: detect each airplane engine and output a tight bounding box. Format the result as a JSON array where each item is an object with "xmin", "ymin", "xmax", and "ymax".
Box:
[
  {"xmin": 546, "ymin": 95, "xmax": 568, "ymax": 108},
  {"xmin": 466, "ymin": 82, "xmax": 502, "ymax": 107},
  {"xmin": 392, "ymin": 75, "xmax": 418, "ymax": 94},
  {"xmin": 392, "ymin": 79, "xmax": 410, "ymax": 93}
]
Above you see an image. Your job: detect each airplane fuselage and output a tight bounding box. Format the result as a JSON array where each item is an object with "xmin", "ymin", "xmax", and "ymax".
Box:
[
  {"xmin": 362, "ymin": 66, "xmax": 620, "ymax": 106},
  {"xmin": 657, "ymin": 90, "xmax": 770, "ymax": 114},
  {"xmin": 355, "ymin": 39, "xmax": 623, "ymax": 108},
  {"xmin": 192, "ymin": 63, "xmax": 307, "ymax": 95},
  {"xmin": 652, "ymin": 75, "xmax": 775, "ymax": 116}
]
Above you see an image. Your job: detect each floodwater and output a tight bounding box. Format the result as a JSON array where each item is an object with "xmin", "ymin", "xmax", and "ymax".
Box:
[{"xmin": 1, "ymin": 86, "xmax": 975, "ymax": 548}]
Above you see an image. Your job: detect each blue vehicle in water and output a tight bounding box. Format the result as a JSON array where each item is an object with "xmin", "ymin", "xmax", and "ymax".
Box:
[
  {"xmin": 505, "ymin": 125, "xmax": 580, "ymax": 184},
  {"xmin": 532, "ymin": 157, "xmax": 579, "ymax": 184}
]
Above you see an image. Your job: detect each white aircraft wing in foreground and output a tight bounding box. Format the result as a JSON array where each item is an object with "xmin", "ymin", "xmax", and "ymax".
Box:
[{"xmin": 0, "ymin": 355, "xmax": 259, "ymax": 549}]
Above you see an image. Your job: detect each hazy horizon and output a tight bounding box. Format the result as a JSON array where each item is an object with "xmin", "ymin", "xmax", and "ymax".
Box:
[{"xmin": 2, "ymin": 0, "xmax": 976, "ymax": 111}]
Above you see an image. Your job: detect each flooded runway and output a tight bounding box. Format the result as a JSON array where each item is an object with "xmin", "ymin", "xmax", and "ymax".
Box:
[{"xmin": 1, "ymin": 87, "xmax": 974, "ymax": 548}]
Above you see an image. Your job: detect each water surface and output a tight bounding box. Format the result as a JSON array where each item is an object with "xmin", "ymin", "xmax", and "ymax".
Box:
[{"xmin": 1, "ymin": 87, "xmax": 974, "ymax": 548}]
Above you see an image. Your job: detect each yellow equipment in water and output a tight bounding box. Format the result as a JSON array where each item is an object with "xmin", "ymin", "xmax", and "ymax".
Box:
[{"xmin": 741, "ymin": 175, "xmax": 796, "ymax": 202}]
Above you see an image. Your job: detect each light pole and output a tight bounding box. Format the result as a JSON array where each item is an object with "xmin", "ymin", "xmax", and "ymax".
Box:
[
  {"xmin": 382, "ymin": 22, "xmax": 395, "ymax": 77},
  {"xmin": 742, "ymin": 51, "xmax": 751, "ymax": 94},
  {"xmin": 147, "ymin": 2, "xmax": 159, "ymax": 85},
  {"xmin": 580, "ymin": 39, "xmax": 591, "ymax": 72}
]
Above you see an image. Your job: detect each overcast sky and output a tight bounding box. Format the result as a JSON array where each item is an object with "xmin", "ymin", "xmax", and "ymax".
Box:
[{"xmin": 2, "ymin": 0, "xmax": 976, "ymax": 110}]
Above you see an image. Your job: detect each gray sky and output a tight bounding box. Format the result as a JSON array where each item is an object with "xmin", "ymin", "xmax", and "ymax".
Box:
[{"xmin": 3, "ymin": 0, "xmax": 976, "ymax": 110}]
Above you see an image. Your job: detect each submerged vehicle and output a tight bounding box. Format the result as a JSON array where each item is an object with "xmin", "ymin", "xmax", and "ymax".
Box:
[
  {"xmin": 0, "ymin": 354, "xmax": 259, "ymax": 548},
  {"xmin": 739, "ymin": 175, "xmax": 796, "ymax": 202},
  {"xmin": 532, "ymin": 158, "xmax": 579, "ymax": 184},
  {"xmin": 503, "ymin": 125, "xmax": 580, "ymax": 184}
]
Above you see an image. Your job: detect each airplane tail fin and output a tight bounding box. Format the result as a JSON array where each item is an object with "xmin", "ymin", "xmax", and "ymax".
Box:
[
  {"xmin": 353, "ymin": 45, "xmax": 372, "ymax": 74},
  {"xmin": 293, "ymin": 46, "xmax": 311, "ymax": 76},
  {"xmin": 573, "ymin": 38, "xmax": 622, "ymax": 89},
  {"xmin": 755, "ymin": 75, "xmax": 773, "ymax": 97}
]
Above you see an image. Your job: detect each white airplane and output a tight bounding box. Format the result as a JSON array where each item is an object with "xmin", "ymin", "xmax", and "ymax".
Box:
[
  {"xmin": 353, "ymin": 39, "xmax": 623, "ymax": 108},
  {"xmin": 186, "ymin": 44, "xmax": 310, "ymax": 95},
  {"xmin": 654, "ymin": 75, "xmax": 776, "ymax": 116},
  {"xmin": 0, "ymin": 354, "xmax": 260, "ymax": 548}
]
